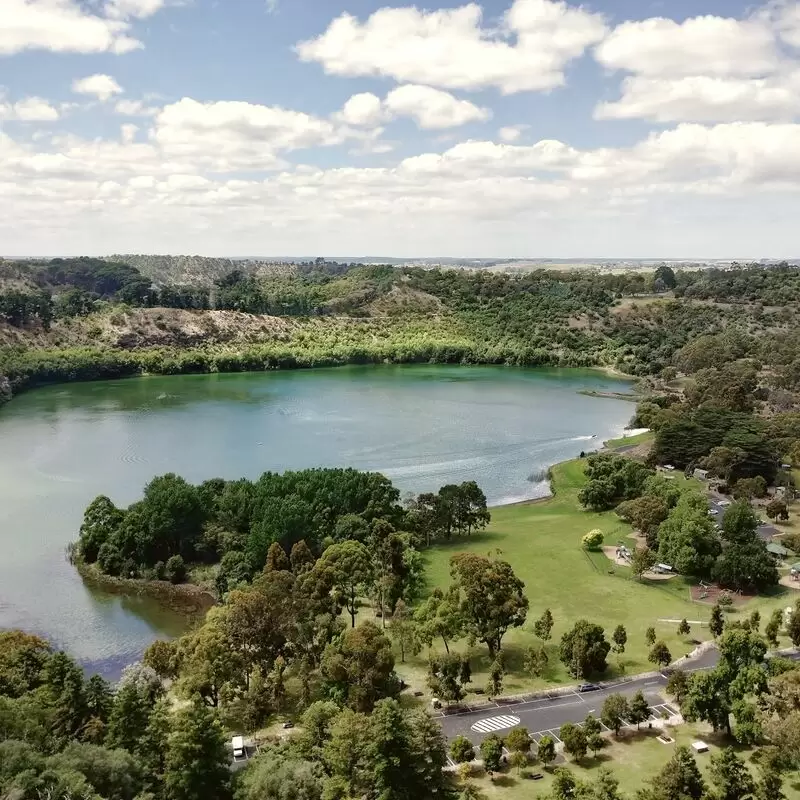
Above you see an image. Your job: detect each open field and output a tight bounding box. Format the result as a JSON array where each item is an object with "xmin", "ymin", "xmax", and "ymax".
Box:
[
  {"xmin": 394, "ymin": 457, "xmax": 795, "ymax": 698},
  {"xmin": 461, "ymin": 722, "xmax": 800, "ymax": 799}
]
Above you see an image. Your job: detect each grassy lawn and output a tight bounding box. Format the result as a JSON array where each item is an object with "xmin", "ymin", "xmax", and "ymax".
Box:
[
  {"xmin": 603, "ymin": 430, "xmax": 655, "ymax": 450},
  {"xmin": 393, "ymin": 458, "xmax": 795, "ymax": 698},
  {"xmin": 460, "ymin": 722, "xmax": 800, "ymax": 799}
]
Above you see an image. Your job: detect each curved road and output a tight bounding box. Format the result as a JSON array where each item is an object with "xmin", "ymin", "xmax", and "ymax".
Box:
[{"xmin": 436, "ymin": 645, "xmax": 789, "ymax": 746}]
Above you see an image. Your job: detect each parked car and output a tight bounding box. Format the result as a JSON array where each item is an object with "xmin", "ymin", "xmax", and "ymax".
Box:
[
  {"xmin": 578, "ymin": 683, "xmax": 600, "ymax": 692},
  {"xmin": 282, "ymin": 720, "xmax": 294, "ymax": 729}
]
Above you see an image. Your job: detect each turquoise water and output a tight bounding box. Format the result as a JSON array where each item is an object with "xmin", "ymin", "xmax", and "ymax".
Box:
[{"xmin": 0, "ymin": 365, "xmax": 633, "ymax": 675}]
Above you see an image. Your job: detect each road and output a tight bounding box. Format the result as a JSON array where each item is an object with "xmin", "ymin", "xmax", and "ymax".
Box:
[{"xmin": 436, "ymin": 646, "xmax": 724, "ymax": 747}]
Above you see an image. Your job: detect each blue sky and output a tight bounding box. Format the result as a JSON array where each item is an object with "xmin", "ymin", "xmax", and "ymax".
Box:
[{"xmin": 2, "ymin": 0, "xmax": 800, "ymax": 258}]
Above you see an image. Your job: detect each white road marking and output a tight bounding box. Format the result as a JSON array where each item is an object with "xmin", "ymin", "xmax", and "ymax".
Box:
[{"xmin": 470, "ymin": 714, "xmax": 522, "ymax": 733}]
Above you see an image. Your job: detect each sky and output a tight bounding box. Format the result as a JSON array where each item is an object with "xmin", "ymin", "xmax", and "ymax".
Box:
[{"xmin": 2, "ymin": 0, "xmax": 800, "ymax": 258}]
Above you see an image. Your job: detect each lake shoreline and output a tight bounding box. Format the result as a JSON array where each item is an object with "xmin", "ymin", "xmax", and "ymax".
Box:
[{"xmin": 74, "ymin": 559, "xmax": 216, "ymax": 620}]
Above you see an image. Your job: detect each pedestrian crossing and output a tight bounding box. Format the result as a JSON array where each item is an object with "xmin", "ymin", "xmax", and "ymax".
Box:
[{"xmin": 470, "ymin": 714, "xmax": 521, "ymax": 733}]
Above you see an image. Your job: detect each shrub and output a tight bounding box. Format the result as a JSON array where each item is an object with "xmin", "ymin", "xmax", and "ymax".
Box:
[
  {"xmin": 582, "ymin": 530, "xmax": 604, "ymax": 551},
  {"xmin": 165, "ymin": 555, "xmax": 187, "ymax": 584}
]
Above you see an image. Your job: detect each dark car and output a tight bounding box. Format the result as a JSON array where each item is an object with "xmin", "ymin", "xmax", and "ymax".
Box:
[{"xmin": 578, "ymin": 683, "xmax": 600, "ymax": 692}]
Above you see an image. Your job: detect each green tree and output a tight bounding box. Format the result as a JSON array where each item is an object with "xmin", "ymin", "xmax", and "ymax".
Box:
[
  {"xmin": 601, "ymin": 694, "xmax": 629, "ymax": 736},
  {"xmin": 143, "ymin": 640, "xmax": 178, "ymax": 681},
  {"xmin": 450, "ymin": 735, "xmax": 475, "ymax": 764},
  {"xmin": 551, "ymin": 767, "xmax": 583, "ymax": 800},
  {"xmin": 788, "ymin": 601, "xmax": 800, "ymax": 647},
  {"xmin": 320, "ymin": 621, "xmax": 398, "ymax": 712},
  {"xmin": 508, "ymin": 750, "xmax": 528, "ymax": 775},
  {"xmin": 534, "ymin": 608, "xmax": 554, "ymax": 642},
  {"xmin": 559, "ymin": 722, "xmax": 588, "ymax": 762},
  {"xmin": 588, "ymin": 768, "xmax": 624, "ymax": 800},
  {"xmin": 537, "ymin": 735, "xmax": 556, "ymax": 769},
  {"xmin": 766, "ymin": 498, "xmax": 789, "ymax": 523},
  {"xmin": 766, "ymin": 608, "xmax": 783, "ymax": 647},
  {"xmin": 449, "ymin": 553, "xmax": 528, "ymax": 658},
  {"xmin": 678, "ymin": 619, "xmax": 691, "ymax": 637},
  {"xmin": 164, "ymin": 700, "xmax": 231, "ymax": 800},
  {"xmin": 616, "ymin": 495, "xmax": 669, "ymax": 547},
  {"xmin": 78, "ymin": 496, "xmax": 124, "ymax": 563},
  {"xmin": 649, "ymin": 641, "xmax": 672, "ymax": 668},
  {"xmin": 644, "ymin": 745, "xmax": 706, "ymax": 800},
  {"xmin": 755, "ymin": 761, "xmax": 786, "ymax": 800},
  {"xmin": 583, "ymin": 715, "xmax": 604, "ymax": 756},
  {"xmin": 657, "ymin": 493, "xmax": 721, "ymax": 578},
  {"xmin": 389, "ymin": 600, "xmax": 421, "ymax": 663},
  {"xmin": 414, "ymin": 587, "xmax": 464, "ymax": 654},
  {"xmin": 479, "ymin": 733, "xmax": 504, "ymax": 774},
  {"xmin": 645, "ymin": 626, "xmax": 656, "ymax": 646},
  {"xmin": 486, "ymin": 656, "xmax": 504, "ymax": 698},
  {"xmin": 106, "ymin": 683, "xmax": 150, "ymax": 753},
  {"xmin": 709, "ymin": 747, "xmax": 755, "ymax": 800},
  {"xmin": 666, "ymin": 670, "xmax": 689, "ymax": 705},
  {"xmin": 505, "ymin": 726, "xmax": 532, "ymax": 755},
  {"xmin": 749, "ymin": 610, "xmax": 761, "ymax": 633},
  {"xmin": 612, "ymin": 624, "xmax": 627, "ymax": 664},
  {"xmin": 628, "ymin": 690, "xmax": 651, "ymax": 729},
  {"xmin": 316, "ymin": 541, "xmax": 371, "ymax": 628},
  {"xmin": 631, "ymin": 547, "xmax": 658, "ymax": 580},
  {"xmin": 559, "ymin": 620, "xmax": 611, "ymax": 678},
  {"xmin": 523, "ymin": 646, "xmax": 548, "ymax": 678},
  {"xmin": 428, "ymin": 652, "xmax": 471, "ymax": 704},
  {"xmin": 710, "ymin": 604, "xmax": 725, "ymax": 638}
]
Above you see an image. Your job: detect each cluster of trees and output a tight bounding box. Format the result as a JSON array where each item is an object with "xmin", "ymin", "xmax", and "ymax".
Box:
[
  {"xmin": 0, "ymin": 631, "xmax": 232, "ymax": 800},
  {"xmin": 619, "ymin": 487, "xmax": 779, "ymax": 592},
  {"xmin": 578, "ymin": 453, "xmax": 653, "ymax": 512},
  {"xmin": 75, "ymin": 468, "xmax": 487, "ymax": 587}
]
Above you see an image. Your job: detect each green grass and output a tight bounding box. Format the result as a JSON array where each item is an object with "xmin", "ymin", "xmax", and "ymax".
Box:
[
  {"xmin": 394, "ymin": 459, "xmax": 794, "ymax": 698},
  {"xmin": 603, "ymin": 430, "xmax": 655, "ymax": 450},
  {"xmin": 461, "ymin": 723, "xmax": 800, "ymax": 799}
]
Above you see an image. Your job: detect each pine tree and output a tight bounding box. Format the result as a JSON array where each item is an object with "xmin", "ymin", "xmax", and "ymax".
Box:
[
  {"xmin": 645, "ymin": 626, "xmax": 656, "ymax": 646},
  {"xmin": 164, "ymin": 700, "xmax": 231, "ymax": 800},
  {"xmin": 678, "ymin": 619, "xmax": 691, "ymax": 637},
  {"xmin": 106, "ymin": 682, "xmax": 150, "ymax": 752},
  {"xmin": 710, "ymin": 604, "xmax": 725, "ymax": 638}
]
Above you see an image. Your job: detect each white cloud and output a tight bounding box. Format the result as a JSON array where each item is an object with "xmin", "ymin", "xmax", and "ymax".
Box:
[
  {"xmin": 72, "ymin": 74, "xmax": 124, "ymax": 101},
  {"xmin": 265, "ymin": 0, "xmax": 279, "ymax": 13},
  {"xmin": 0, "ymin": 96, "xmax": 60, "ymax": 122},
  {"xmin": 776, "ymin": 1, "xmax": 800, "ymax": 47},
  {"xmin": 0, "ymin": 0, "xmax": 144, "ymax": 56},
  {"xmin": 336, "ymin": 85, "xmax": 489, "ymax": 130},
  {"xmin": 152, "ymin": 97, "xmax": 366, "ymax": 171},
  {"xmin": 297, "ymin": 0, "xmax": 607, "ymax": 94},
  {"xmin": 115, "ymin": 98, "xmax": 159, "ymax": 116},
  {"xmin": 120, "ymin": 123, "xmax": 138, "ymax": 144},
  {"xmin": 596, "ymin": 72, "xmax": 800, "ymax": 122},
  {"xmin": 105, "ymin": 0, "xmax": 167, "ymax": 19},
  {"xmin": 384, "ymin": 85, "xmax": 490, "ymax": 129},
  {"xmin": 498, "ymin": 124, "xmax": 528, "ymax": 142},
  {"xmin": 335, "ymin": 93, "xmax": 385, "ymax": 126},
  {"xmin": 595, "ymin": 14, "xmax": 779, "ymax": 78}
]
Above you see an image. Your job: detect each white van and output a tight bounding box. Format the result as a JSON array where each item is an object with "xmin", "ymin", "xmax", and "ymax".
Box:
[{"xmin": 231, "ymin": 735, "xmax": 245, "ymax": 759}]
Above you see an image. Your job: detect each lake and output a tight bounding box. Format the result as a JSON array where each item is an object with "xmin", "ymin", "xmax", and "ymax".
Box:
[{"xmin": 0, "ymin": 365, "xmax": 634, "ymax": 676}]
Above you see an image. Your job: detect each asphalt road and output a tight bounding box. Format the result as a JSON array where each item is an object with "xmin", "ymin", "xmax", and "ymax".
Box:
[{"xmin": 436, "ymin": 646, "xmax": 723, "ymax": 746}]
